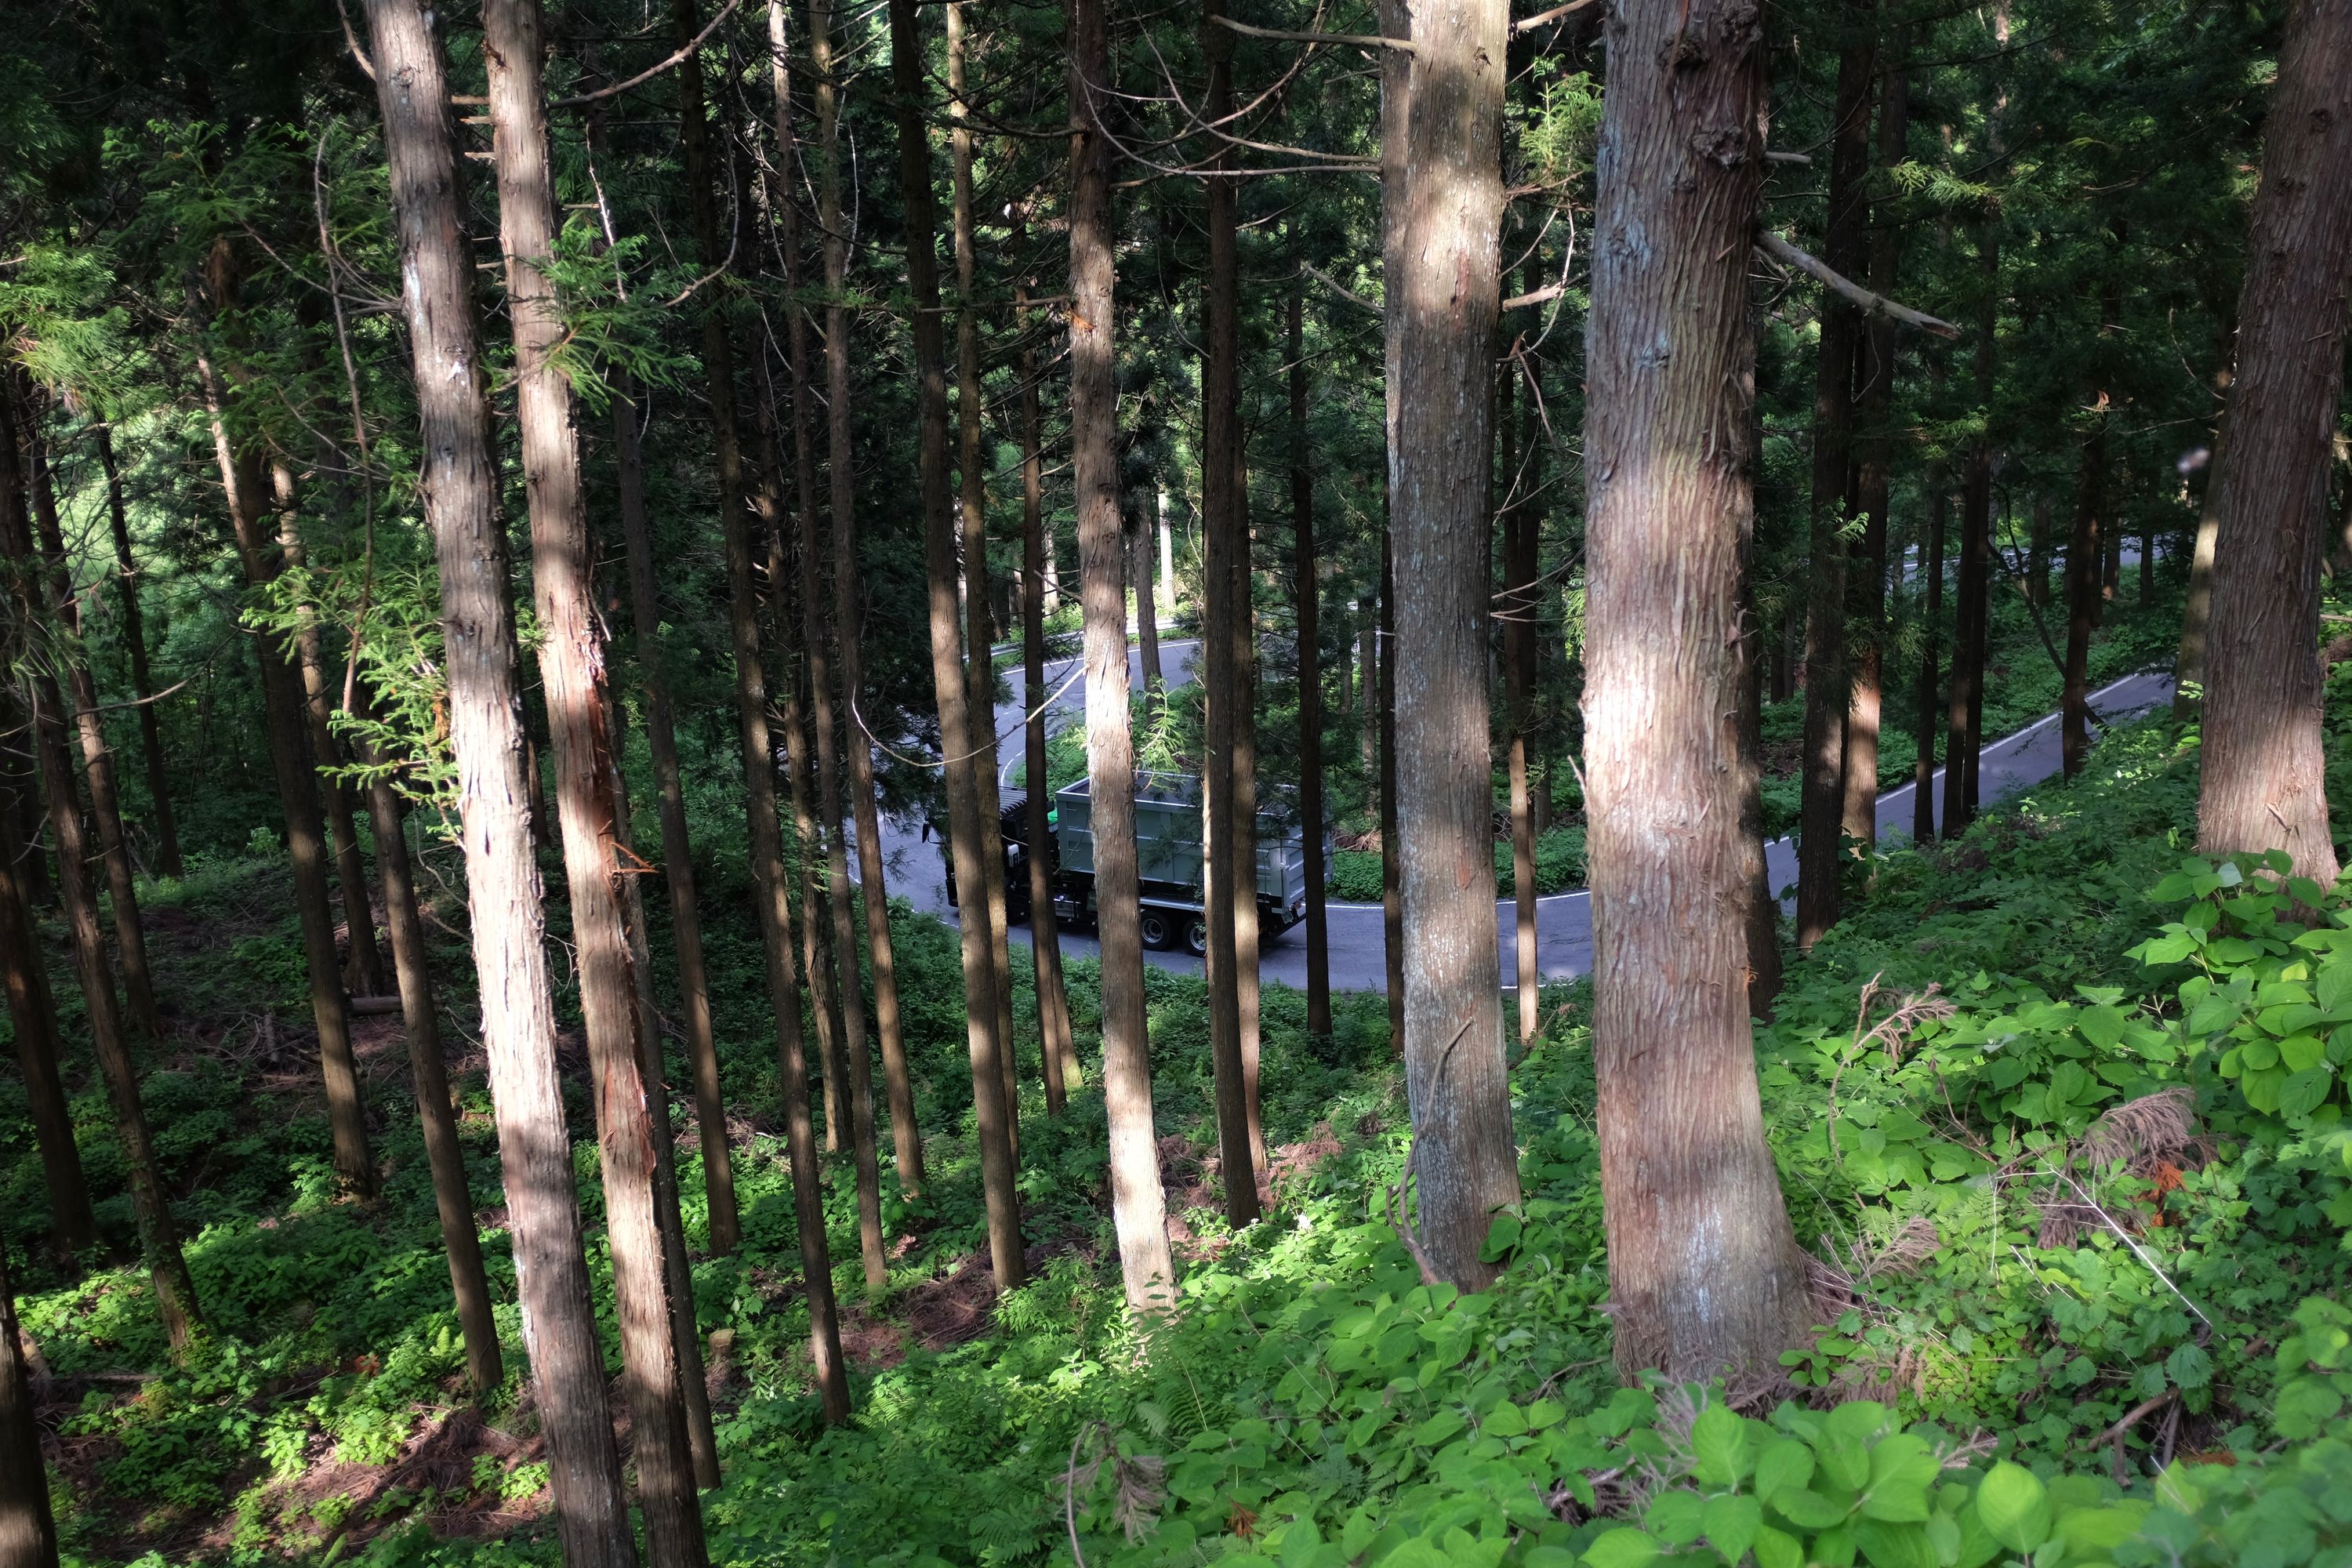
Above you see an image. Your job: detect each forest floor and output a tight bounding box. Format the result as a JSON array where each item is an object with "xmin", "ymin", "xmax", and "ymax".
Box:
[{"xmin": 11, "ymin": 612, "xmax": 2352, "ymax": 1567}]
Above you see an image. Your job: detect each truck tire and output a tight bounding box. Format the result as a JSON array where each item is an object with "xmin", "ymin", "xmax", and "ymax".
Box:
[
  {"xmin": 1138, "ymin": 909, "xmax": 1178, "ymax": 950},
  {"xmin": 1185, "ymin": 917, "xmax": 1209, "ymax": 957}
]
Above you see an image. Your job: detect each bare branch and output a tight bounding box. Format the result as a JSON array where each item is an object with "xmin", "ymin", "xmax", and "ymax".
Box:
[
  {"xmin": 1757, "ymin": 230, "xmax": 1961, "ymax": 339},
  {"xmin": 1501, "ymin": 281, "xmax": 1566, "ymax": 310},
  {"xmin": 1512, "ymin": 0, "xmax": 1596, "ymax": 32},
  {"xmin": 1301, "ymin": 260, "xmax": 1377, "ymax": 314},
  {"xmin": 1210, "ymin": 14, "xmax": 1415, "ymax": 51},
  {"xmin": 1766, "ymin": 150, "xmax": 1813, "ymax": 165},
  {"xmin": 553, "ymin": 0, "xmax": 744, "ymax": 107}
]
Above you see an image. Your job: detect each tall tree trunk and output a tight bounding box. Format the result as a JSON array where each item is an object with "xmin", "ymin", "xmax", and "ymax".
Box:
[
  {"xmin": 364, "ymin": 8, "xmax": 641, "ymax": 1555},
  {"xmin": 1737, "ymin": 542, "xmax": 1782, "ymax": 1016},
  {"xmin": 1071, "ymin": 0, "xmax": 1175, "ymax": 1311},
  {"xmin": 1290, "ymin": 283, "xmax": 1331, "ymax": 1040},
  {"xmin": 1377, "ymin": 0, "xmax": 1405, "ymax": 1066},
  {"xmin": 889, "ymin": 0, "xmax": 1024, "ymax": 1289},
  {"xmin": 1795, "ymin": 11, "xmax": 1875, "ymax": 949},
  {"xmin": 483, "ymin": 5, "xmax": 710, "ymax": 1552},
  {"xmin": 2196, "ymin": 0, "xmax": 2352, "ymax": 884},
  {"xmin": 2172, "ymin": 356, "xmax": 2230, "ymax": 721},
  {"xmin": 191, "ymin": 249, "xmax": 375, "ymax": 1198},
  {"xmin": 2062, "ymin": 420, "xmax": 2107, "ymax": 779},
  {"xmin": 1134, "ymin": 506, "xmax": 1164, "ymax": 695},
  {"xmin": 811, "ymin": 0, "xmax": 923, "ymax": 1196},
  {"xmin": 24, "ymin": 437, "xmax": 164, "ymax": 1044},
  {"xmin": 670, "ymin": 0, "xmax": 852, "ymax": 1423},
  {"xmin": 1911, "ymin": 471, "xmax": 1945, "ymax": 841},
  {"xmin": 1197, "ymin": 0, "xmax": 1261, "ymax": 1229},
  {"xmin": 1380, "ymin": 532, "xmax": 1403, "ymax": 1053},
  {"xmin": 1843, "ymin": 49, "xmax": 1907, "ymax": 845},
  {"xmin": 1229, "ymin": 458, "xmax": 1266, "ymax": 1190},
  {"xmin": 1018, "ymin": 263, "xmax": 1078, "ymax": 1108},
  {"xmin": 0, "ymin": 1224, "xmax": 60, "ymax": 1568},
  {"xmin": 269, "ymin": 465, "xmax": 389, "ymax": 998},
  {"xmin": 0, "ymin": 748, "xmax": 93, "ymax": 1255},
  {"xmin": 93, "ymin": 425, "xmax": 182, "ymax": 878},
  {"xmin": 612, "ymin": 378, "xmax": 739, "ymax": 1250},
  {"xmin": 1389, "ymin": 0, "xmax": 1521, "ymax": 1285},
  {"xmin": 1503, "ymin": 328, "xmax": 1539, "ymax": 1044},
  {"xmin": 356, "ymin": 731, "xmax": 501, "ymax": 1392},
  {"xmin": 1944, "ymin": 232, "xmax": 1999, "ymax": 837},
  {"xmin": 1584, "ymin": 0, "xmax": 1809, "ymax": 1379},
  {"xmin": 0, "ymin": 409, "xmax": 197, "ymax": 1354},
  {"xmin": 948, "ymin": 0, "xmax": 1024, "ymax": 1152},
  {"xmin": 770, "ymin": 6, "xmax": 889, "ymax": 1287}
]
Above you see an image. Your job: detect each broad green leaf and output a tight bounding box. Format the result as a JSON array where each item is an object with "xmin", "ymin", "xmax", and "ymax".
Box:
[
  {"xmin": 2283, "ymin": 1033, "xmax": 2330, "ymax": 1071},
  {"xmin": 2165, "ymin": 1343, "xmax": 2213, "ymax": 1391},
  {"xmin": 1689, "ymin": 1405, "xmax": 1754, "ymax": 1488},
  {"xmin": 1701, "ymin": 1493, "xmax": 1763, "ymax": 1563},
  {"xmin": 2076, "ymin": 1004, "xmax": 2129, "ymax": 1051},
  {"xmin": 1853, "ymin": 1516, "xmax": 1937, "ymax": 1568},
  {"xmin": 2278, "ymin": 1067, "xmax": 2335, "ymax": 1119},
  {"xmin": 1771, "ymin": 1486, "xmax": 1855, "ymax": 1530},
  {"xmin": 1642, "ymin": 1490, "xmax": 1704, "ymax": 1546},
  {"xmin": 2320, "ymin": 958, "xmax": 2352, "ymax": 1015},
  {"xmin": 1751, "ymin": 1524, "xmax": 1802, "ymax": 1568},
  {"xmin": 1755, "ymin": 1437, "xmax": 1817, "ymax": 1504},
  {"xmin": 1972, "ymin": 1462, "xmax": 2051, "ymax": 1553},
  {"xmin": 2055, "ymin": 1500, "xmax": 2151, "ymax": 1552},
  {"xmin": 1581, "ymin": 1527, "xmax": 1659, "ymax": 1568},
  {"xmin": 1861, "ymin": 1434, "xmax": 1940, "ymax": 1523}
]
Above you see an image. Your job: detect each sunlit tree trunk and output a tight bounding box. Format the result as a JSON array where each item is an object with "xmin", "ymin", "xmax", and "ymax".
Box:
[
  {"xmin": 2062, "ymin": 420, "xmax": 2108, "ymax": 780},
  {"xmin": 93, "ymin": 425, "xmax": 181, "ymax": 878},
  {"xmin": 670, "ymin": 0, "xmax": 851, "ymax": 1423},
  {"xmin": 1072, "ymin": 0, "xmax": 1175, "ymax": 1311},
  {"xmin": 2197, "ymin": 0, "xmax": 2352, "ymax": 884},
  {"xmin": 1911, "ymin": 466, "xmax": 1945, "ymax": 841},
  {"xmin": 2173, "ymin": 320, "xmax": 2234, "ymax": 722},
  {"xmin": 889, "ymin": 0, "xmax": 1024, "ymax": 1289},
  {"xmin": 1388, "ymin": 0, "xmax": 1523, "ymax": 1284},
  {"xmin": 363, "ymin": 2, "xmax": 638, "ymax": 1555},
  {"xmin": 810, "ymin": 0, "xmax": 924, "ymax": 1196},
  {"xmin": 1795, "ymin": 8, "xmax": 1875, "ymax": 949},
  {"xmin": 1502, "ymin": 310, "xmax": 1539, "ymax": 1044},
  {"xmin": 1584, "ymin": 0, "xmax": 1810, "ymax": 1379},
  {"xmin": 1290, "ymin": 282, "xmax": 1332, "ymax": 1040},
  {"xmin": 483, "ymin": 3, "xmax": 709, "ymax": 1552},
  {"xmin": 1380, "ymin": 532, "xmax": 1403, "ymax": 1052}
]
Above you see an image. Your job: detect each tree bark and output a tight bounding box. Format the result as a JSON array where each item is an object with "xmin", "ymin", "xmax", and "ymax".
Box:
[
  {"xmin": 811, "ymin": 0, "xmax": 924, "ymax": 1196},
  {"xmin": 269, "ymin": 465, "xmax": 389, "ymax": 998},
  {"xmin": 1503, "ymin": 320, "xmax": 1540, "ymax": 1044},
  {"xmin": 362, "ymin": 5, "xmax": 640, "ymax": 1552},
  {"xmin": 670, "ymin": 0, "xmax": 851, "ymax": 1423},
  {"xmin": 1072, "ymin": 0, "xmax": 1175, "ymax": 1311},
  {"xmin": 1229, "ymin": 459, "xmax": 1266, "ymax": 1191},
  {"xmin": 1380, "ymin": 531, "xmax": 1403, "ymax": 1054},
  {"xmin": 25, "ymin": 436, "xmax": 164, "ymax": 1044},
  {"xmin": 612, "ymin": 379, "xmax": 739, "ymax": 1250},
  {"xmin": 1911, "ymin": 470, "xmax": 1946, "ymax": 841},
  {"xmin": 0, "ymin": 726, "xmax": 93, "ymax": 1256},
  {"xmin": 1290, "ymin": 282, "xmax": 1332, "ymax": 1040},
  {"xmin": 889, "ymin": 0, "xmax": 1024, "ymax": 1289},
  {"xmin": 1, "ymin": 405, "xmax": 196, "ymax": 1355},
  {"xmin": 356, "ymin": 730, "xmax": 501, "ymax": 1392},
  {"xmin": 1944, "ymin": 232, "xmax": 1999, "ymax": 837},
  {"xmin": 1018, "ymin": 261, "xmax": 1078, "ymax": 1108},
  {"xmin": 1844, "ymin": 50, "xmax": 1907, "ymax": 844},
  {"xmin": 1584, "ymin": 0, "xmax": 1810, "ymax": 1380},
  {"xmin": 1795, "ymin": 9, "xmax": 1875, "ymax": 949},
  {"xmin": 2196, "ymin": 0, "xmax": 2352, "ymax": 884},
  {"xmin": 191, "ymin": 247, "xmax": 375, "ymax": 1198},
  {"xmin": 2174, "ymin": 321, "xmax": 2234, "ymax": 722},
  {"xmin": 93, "ymin": 425, "xmax": 182, "ymax": 878},
  {"xmin": 1134, "ymin": 505, "xmax": 1163, "ymax": 695},
  {"xmin": 483, "ymin": 3, "xmax": 710, "ymax": 1553},
  {"xmin": 2061, "ymin": 422, "xmax": 2107, "ymax": 781},
  {"xmin": 0, "ymin": 1224, "xmax": 60, "ymax": 1568}
]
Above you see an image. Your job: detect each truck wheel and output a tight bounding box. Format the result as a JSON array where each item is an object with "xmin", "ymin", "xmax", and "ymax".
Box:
[
  {"xmin": 1185, "ymin": 918, "xmax": 1209, "ymax": 957},
  {"xmin": 1138, "ymin": 909, "xmax": 1176, "ymax": 950}
]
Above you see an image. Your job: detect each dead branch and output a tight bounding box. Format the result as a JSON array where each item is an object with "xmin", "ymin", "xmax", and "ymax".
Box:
[
  {"xmin": 1757, "ymin": 230, "xmax": 1962, "ymax": 338},
  {"xmin": 1210, "ymin": 14, "xmax": 1415, "ymax": 50},
  {"xmin": 1301, "ymin": 260, "xmax": 1377, "ymax": 314},
  {"xmin": 1513, "ymin": 0, "xmax": 1598, "ymax": 29}
]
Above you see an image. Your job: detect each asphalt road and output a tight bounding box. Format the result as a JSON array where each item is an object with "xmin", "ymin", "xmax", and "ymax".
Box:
[{"xmin": 852, "ymin": 644, "xmax": 2176, "ymax": 994}]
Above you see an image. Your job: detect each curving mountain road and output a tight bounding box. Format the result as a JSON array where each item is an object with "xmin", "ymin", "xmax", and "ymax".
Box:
[{"xmin": 852, "ymin": 639, "xmax": 2175, "ymax": 993}]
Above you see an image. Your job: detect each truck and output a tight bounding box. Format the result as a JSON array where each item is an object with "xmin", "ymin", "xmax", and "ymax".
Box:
[{"xmin": 943, "ymin": 771, "xmax": 1318, "ymax": 956}]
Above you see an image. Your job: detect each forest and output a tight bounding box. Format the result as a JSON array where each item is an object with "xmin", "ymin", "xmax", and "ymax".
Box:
[{"xmin": 2, "ymin": 0, "xmax": 2350, "ymax": 1563}]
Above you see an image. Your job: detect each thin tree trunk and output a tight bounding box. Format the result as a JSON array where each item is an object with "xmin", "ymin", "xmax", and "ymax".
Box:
[
  {"xmin": 1071, "ymin": 0, "xmax": 1175, "ymax": 1308},
  {"xmin": 2173, "ymin": 379, "xmax": 2229, "ymax": 721},
  {"xmin": 888, "ymin": 0, "xmax": 1023, "ymax": 1288},
  {"xmin": 269, "ymin": 465, "xmax": 388, "ymax": 998},
  {"xmin": 612, "ymin": 380, "xmax": 739, "ymax": 1252},
  {"xmin": 0, "ymin": 746, "xmax": 93, "ymax": 1255},
  {"xmin": 191, "ymin": 245, "xmax": 375, "ymax": 1198},
  {"xmin": 948, "ymin": 0, "xmax": 1023, "ymax": 1156},
  {"xmin": 1380, "ymin": 532, "xmax": 1403, "ymax": 1054},
  {"xmin": 2062, "ymin": 420, "xmax": 2107, "ymax": 779},
  {"xmin": 1134, "ymin": 507, "xmax": 1163, "ymax": 694},
  {"xmin": 1911, "ymin": 471, "xmax": 1946, "ymax": 841},
  {"xmin": 1584, "ymin": 0, "xmax": 1810, "ymax": 1380},
  {"xmin": 364, "ymin": 7, "xmax": 641, "ymax": 1554},
  {"xmin": 1944, "ymin": 231, "xmax": 1999, "ymax": 836},
  {"xmin": 93, "ymin": 425, "xmax": 181, "ymax": 878},
  {"xmin": 811, "ymin": 0, "xmax": 923, "ymax": 1196},
  {"xmin": 24, "ymin": 439, "xmax": 164, "ymax": 1044},
  {"xmin": 1737, "ymin": 543, "xmax": 1782, "ymax": 1016},
  {"xmin": 670, "ymin": 0, "xmax": 851, "ymax": 1424},
  {"xmin": 1795, "ymin": 12, "xmax": 1875, "ymax": 949},
  {"xmin": 1018, "ymin": 263, "xmax": 1077, "ymax": 1109},
  {"xmin": 1844, "ymin": 51, "xmax": 1907, "ymax": 845},
  {"xmin": 1229, "ymin": 458, "xmax": 1266, "ymax": 1190},
  {"xmin": 1503, "ymin": 321, "xmax": 1539, "ymax": 1044},
  {"xmin": 0, "ymin": 409, "xmax": 196, "ymax": 1353},
  {"xmin": 0, "ymin": 1224, "xmax": 60, "ymax": 1568},
  {"xmin": 2196, "ymin": 0, "xmax": 2352, "ymax": 884},
  {"xmin": 770, "ymin": 5, "xmax": 887, "ymax": 1288},
  {"xmin": 1289, "ymin": 282, "xmax": 1331, "ymax": 1040},
  {"xmin": 1390, "ymin": 0, "xmax": 1522, "ymax": 1285},
  {"xmin": 356, "ymin": 731, "xmax": 501, "ymax": 1393},
  {"xmin": 482, "ymin": 6, "xmax": 709, "ymax": 1553}
]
